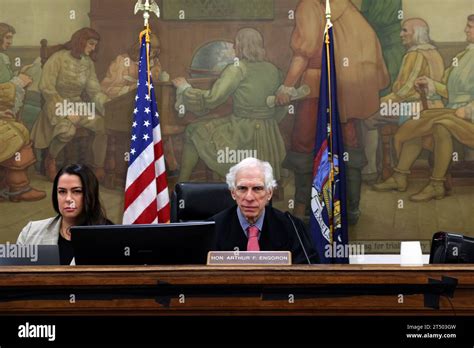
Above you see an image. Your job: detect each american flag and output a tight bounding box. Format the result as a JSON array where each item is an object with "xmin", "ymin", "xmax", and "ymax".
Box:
[{"xmin": 123, "ymin": 34, "xmax": 170, "ymax": 224}]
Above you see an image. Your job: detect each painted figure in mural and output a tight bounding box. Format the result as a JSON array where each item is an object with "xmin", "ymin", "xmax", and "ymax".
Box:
[
  {"xmin": 101, "ymin": 33, "xmax": 163, "ymax": 99},
  {"xmin": 172, "ymin": 27, "xmax": 287, "ymax": 182},
  {"xmin": 100, "ymin": 34, "xmax": 178, "ymax": 172},
  {"xmin": 368, "ymin": 17, "xmax": 445, "ymax": 161},
  {"xmin": 360, "ymin": 0, "xmax": 405, "ymax": 183},
  {"xmin": 374, "ymin": 15, "xmax": 474, "ymax": 202},
  {"xmin": 0, "ymin": 23, "xmax": 46, "ymax": 202},
  {"xmin": 380, "ymin": 18, "xmax": 444, "ymax": 112},
  {"xmin": 31, "ymin": 28, "xmax": 109, "ymax": 182},
  {"xmin": 275, "ymin": 0, "xmax": 389, "ymax": 224}
]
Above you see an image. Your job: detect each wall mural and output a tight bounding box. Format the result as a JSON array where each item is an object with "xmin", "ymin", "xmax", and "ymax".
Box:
[{"xmin": 1, "ymin": 0, "xmax": 473, "ymax": 254}]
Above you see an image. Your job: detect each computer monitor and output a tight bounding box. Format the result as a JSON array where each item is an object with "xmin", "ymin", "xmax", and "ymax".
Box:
[
  {"xmin": 70, "ymin": 221, "xmax": 216, "ymax": 265},
  {"xmin": 0, "ymin": 244, "xmax": 60, "ymax": 266}
]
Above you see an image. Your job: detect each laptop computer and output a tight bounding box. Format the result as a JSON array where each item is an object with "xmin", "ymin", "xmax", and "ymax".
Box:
[
  {"xmin": 70, "ymin": 221, "xmax": 216, "ymax": 265},
  {"xmin": 0, "ymin": 244, "xmax": 60, "ymax": 266}
]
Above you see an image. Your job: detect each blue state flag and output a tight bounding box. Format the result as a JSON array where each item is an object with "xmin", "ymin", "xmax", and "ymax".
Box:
[{"xmin": 309, "ymin": 13, "xmax": 349, "ymax": 264}]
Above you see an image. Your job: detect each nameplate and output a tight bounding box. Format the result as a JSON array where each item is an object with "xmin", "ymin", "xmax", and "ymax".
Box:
[{"xmin": 207, "ymin": 251, "xmax": 291, "ymax": 265}]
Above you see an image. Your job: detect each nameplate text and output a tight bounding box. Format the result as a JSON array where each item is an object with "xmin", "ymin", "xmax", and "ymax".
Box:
[{"xmin": 207, "ymin": 251, "xmax": 291, "ymax": 265}]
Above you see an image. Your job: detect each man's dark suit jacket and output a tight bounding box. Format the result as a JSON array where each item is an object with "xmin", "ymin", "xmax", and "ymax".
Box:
[{"xmin": 211, "ymin": 205, "xmax": 319, "ymax": 264}]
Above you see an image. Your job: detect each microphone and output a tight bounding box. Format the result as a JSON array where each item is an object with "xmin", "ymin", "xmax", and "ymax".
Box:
[{"xmin": 286, "ymin": 212, "xmax": 311, "ymax": 264}]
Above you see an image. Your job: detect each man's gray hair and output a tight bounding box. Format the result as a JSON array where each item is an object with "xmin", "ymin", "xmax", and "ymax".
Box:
[
  {"xmin": 413, "ymin": 24, "xmax": 430, "ymax": 45},
  {"xmin": 226, "ymin": 157, "xmax": 277, "ymax": 191},
  {"xmin": 405, "ymin": 18, "xmax": 431, "ymax": 45},
  {"xmin": 234, "ymin": 27, "xmax": 266, "ymax": 62}
]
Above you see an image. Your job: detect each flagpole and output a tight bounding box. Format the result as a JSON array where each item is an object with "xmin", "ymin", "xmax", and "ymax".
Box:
[
  {"xmin": 325, "ymin": 0, "xmax": 335, "ymax": 243},
  {"xmin": 134, "ymin": 0, "xmax": 160, "ymax": 96},
  {"xmin": 123, "ymin": 0, "xmax": 170, "ymax": 224},
  {"xmin": 134, "ymin": 0, "xmax": 160, "ymax": 27},
  {"xmin": 310, "ymin": 0, "xmax": 348, "ymax": 263}
]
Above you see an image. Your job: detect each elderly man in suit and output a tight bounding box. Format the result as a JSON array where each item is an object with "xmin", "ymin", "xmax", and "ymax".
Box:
[{"xmin": 211, "ymin": 157, "xmax": 319, "ymax": 264}]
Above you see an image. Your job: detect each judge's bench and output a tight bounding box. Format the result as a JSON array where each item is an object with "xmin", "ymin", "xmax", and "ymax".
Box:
[{"xmin": 0, "ymin": 264, "xmax": 473, "ymax": 315}]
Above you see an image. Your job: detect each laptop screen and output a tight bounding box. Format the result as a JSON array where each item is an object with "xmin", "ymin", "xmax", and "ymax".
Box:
[{"xmin": 70, "ymin": 221, "xmax": 216, "ymax": 265}]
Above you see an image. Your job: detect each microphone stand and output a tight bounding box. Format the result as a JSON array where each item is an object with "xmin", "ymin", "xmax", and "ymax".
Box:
[{"xmin": 286, "ymin": 212, "xmax": 312, "ymax": 264}]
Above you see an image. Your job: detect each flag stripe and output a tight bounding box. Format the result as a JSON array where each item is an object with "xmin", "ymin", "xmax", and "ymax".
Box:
[
  {"xmin": 124, "ymin": 161, "xmax": 156, "ymax": 210},
  {"xmin": 157, "ymin": 202, "xmax": 171, "ymax": 223},
  {"xmin": 157, "ymin": 188, "xmax": 170, "ymax": 210},
  {"xmin": 154, "ymin": 141, "xmax": 164, "ymax": 163},
  {"xmin": 156, "ymin": 171, "xmax": 168, "ymax": 193},
  {"xmin": 123, "ymin": 180, "xmax": 157, "ymax": 224},
  {"xmin": 133, "ymin": 199, "xmax": 158, "ymax": 224},
  {"xmin": 125, "ymin": 143, "xmax": 154, "ymax": 189}
]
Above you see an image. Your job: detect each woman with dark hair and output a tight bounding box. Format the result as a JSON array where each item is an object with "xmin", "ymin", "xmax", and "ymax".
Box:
[
  {"xmin": 31, "ymin": 27, "xmax": 110, "ymax": 183},
  {"xmin": 17, "ymin": 164, "xmax": 113, "ymax": 264}
]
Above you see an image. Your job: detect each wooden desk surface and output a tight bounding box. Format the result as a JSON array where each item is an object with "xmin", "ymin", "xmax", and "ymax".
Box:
[{"xmin": 0, "ymin": 265, "xmax": 473, "ymax": 315}]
